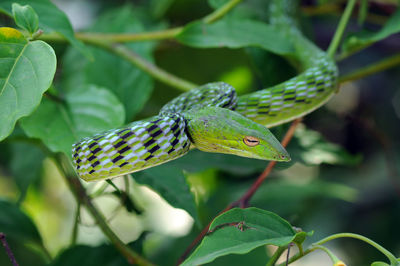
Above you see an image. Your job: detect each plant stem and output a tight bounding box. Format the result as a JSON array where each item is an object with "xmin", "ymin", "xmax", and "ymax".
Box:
[
  {"xmin": 339, "ymin": 53, "xmax": 400, "ymax": 83},
  {"xmin": 38, "ymin": 0, "xmax": 244, "ymax": 92},
  {"xmin": 54, "ymin": 155, "xmax": 153, "ymax": 266},
  {"xmin": 315, "ymin": 233, "xmax": 398, "ymax": 265},
  {"xmin": 107, "ymin": 43, "xmax": 198, "ymax": 91},
  {"xmin": 77, "ymin": 27, "xmax": 182, "ymax": 43},
  {"xmin": 0, "ymin": 233, "xmax": 18, "ymax": 266},
  {"xmin": 311, "ymin": 245, "xmax": 342, "ymax": 264},
  {"xmin": 327, "ymin": 0, "xmax": 357, "ymax": 58},
  {"xmin": 235, "ymin": 118, "xmax": 302, "ymax": 207},
  {"xmin": 71, "ymin": 202, "xmax": 80, "ymax": 245},
  {"xmin": 266, "ymin": 246, "xmax": 287, "ymax": 266},
  {"xmin": 203, "ymin": 0, "xmax": 243, "ymax": 23}
]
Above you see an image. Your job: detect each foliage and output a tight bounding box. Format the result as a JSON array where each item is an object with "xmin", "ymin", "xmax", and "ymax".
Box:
[{"xmin": 0, "ymin": 0, "xmax": 399, "ymax": 266}]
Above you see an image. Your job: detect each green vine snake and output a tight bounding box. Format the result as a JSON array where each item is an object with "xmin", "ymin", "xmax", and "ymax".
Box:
[{"xmin": 72, "ymin": 0, "xmax": 338, "ymax": 182}]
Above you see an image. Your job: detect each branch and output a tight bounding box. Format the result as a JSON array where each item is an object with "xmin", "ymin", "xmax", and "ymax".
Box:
[
  {"xmin": 327, "ymin": 0, "xmax": 357, "ymax": 58},
  {"xmin": 104, "ymin": 43, "xmax": 198, "ymax": 92},
  {"xmin": 38, "ymin": 0, "xmax": 243, "ymax": 92},
  {"xmin": 54, "ymin": 155, "xmax": 153, "ymax": 266},
  {"xmin": 40, "ymin": 0, "xmax": 243, "ymax": 44},
  {"xmin": 203, "ymin": 0, "xmax": 243, "ymax": 24},
  {"xmin": 0, "ymin": 233, "xmax": 18, "ymax": 266},
  {"xmin": 339, "ymin": 53, "xmax": 400, "ymax": 83},
  {"xmin": 178, "ymin": 118, "xmax": 302, "ymax": 264}
]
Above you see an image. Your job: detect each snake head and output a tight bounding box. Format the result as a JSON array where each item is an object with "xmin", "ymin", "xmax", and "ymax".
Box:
[{"xmin": 185, "ymin": 107, "xmax": 290, "ymax": 162}]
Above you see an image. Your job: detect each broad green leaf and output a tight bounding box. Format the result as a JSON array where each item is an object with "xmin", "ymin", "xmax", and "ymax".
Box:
[
  {"xmin": 20, "ymin": 85, "xmax": 125, "ymax": 156},
  {"xmin": 0, "ymin": 27, "xmax": 56, "ymax": 141},
  {"xmin": 62, "ymin": 6, "xmax": 156, "ymax": 120},
  {"xmin": 177, "ymin": 19, "xmax": 293, "ymax": 55},
  {"xmin": 12, "ymin": 3, "xmax": 39, "ymax": 34},
  {"xmin": 10, "ymin": 143, "xmax": 45, "ymax": 201},
  {"xmin": 182, "ymin": 207, "xmax": 308, "ymax": 266},
  {"xmin": 50, "ymin": 244, "xmax": 130, "ymax": 266},
  {"xmin": 0, "ymin": 0, "xmax": 89, "ymax": 57},
  {"xmin": 0, "ymin": 198, "xmax": 42, "ymax": 244},
  {"xmin": 291, "ymin": 125, "xmax": 361, "ymax": 166},
  {"xmin": 343, "ymin": 8, "xmax": 400, "ymax": 55},
  {"xmin": 133, "ymin": 165, "xmax": 200, "ymax": 226}
]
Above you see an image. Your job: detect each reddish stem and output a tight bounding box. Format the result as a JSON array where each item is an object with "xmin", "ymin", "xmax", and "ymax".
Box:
[
  {"xmin": 0, "ymin": 233, "xmax": 18, "ymax": 266},
  {"xmin": 178, "ymin": 118, "xmax": 302, "ymax": 264}
]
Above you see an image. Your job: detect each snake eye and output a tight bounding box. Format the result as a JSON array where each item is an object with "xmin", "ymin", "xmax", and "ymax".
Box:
[{"xmin": 243, "ymin": 136, "xmax": 260, "ymax": 147}]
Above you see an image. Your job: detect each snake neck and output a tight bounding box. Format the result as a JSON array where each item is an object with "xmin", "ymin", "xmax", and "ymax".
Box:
[{"xmin": 234, "ymin": 0, "xmax": 339, "ymax": 128}]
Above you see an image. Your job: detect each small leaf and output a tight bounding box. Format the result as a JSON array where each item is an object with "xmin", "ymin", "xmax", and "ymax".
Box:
[
  {"xmin": 177, "ymin": 19, "xmax": 293, "ymax": 55},
  {"xmin": 182, "ymin": 207, "xmax": 309, "ymax": 266},
  {"xmin": 20, "ymin": 85, "xmax": 125, "ymax": 156},
  {"xmin": 133, "ymin": 165, "xmax": 200, "ymax": 226},
  {"xmin": 0, "ymin": 198, "xmax": 42, "ymax": 244},
  {"xmin": 0, "ymin": 27, "xmax": 56, "ymax": 141},
  {"xmin": 343, "ymin": 8, "xmax": 400, "ymax": 55},
  {"xmin": 0, "ymin": 0, "xmax": 90, "ymax": 57},
  {"xmin": 11, "ymin": 3, "xmax": 39, "ymax": 34}
]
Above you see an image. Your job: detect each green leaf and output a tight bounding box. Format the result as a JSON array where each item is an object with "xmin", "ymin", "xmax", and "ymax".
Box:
[
  {"xmin": 177, "ymin": 19, "xmax": 293, "ymax": 55},
  {"xmin": 62, "ymin": 6, "xmax": 156, "ymax": 120},
  {"xmin": 20, "ymin": 85, "xmax": 125, "ymax": 156},
  {"xmin": 11, "ymin": 3, "xmax": 39, "ymax": 34},
  {"xmin": 182, "ymin": 207, "xmax": 309, "ymax": 266},
  {"xmin": 291, "ymin": 125, "xmax": 361, "ymax": 166},
  {"xmin": 0, "ymin": 27, "xmax": 56, "ymax": 141},
  {"xmin": 133, "ymin": 165, "xmax": 200, "ymax": 226},
  {"xmin": 50, "ymin": 244, "xmax": 130, "ymax": 266},
  {"xmin": 0, "ymin": 198, "xmax": 42, "ymax": 244},
  {"xmin": 343, "ymin": 8, "xmax": 400, "ymax": 55},
  {"xmin": 371, "ymin": 262, "xmax": 390, "ymax": 266},
  {"xmin": 0, "ymin": 0, "xmax": 90, "ymax": 57},
  {"xmin": 10, "ymin": 143, "xmax": 45, "ymax": 201}
]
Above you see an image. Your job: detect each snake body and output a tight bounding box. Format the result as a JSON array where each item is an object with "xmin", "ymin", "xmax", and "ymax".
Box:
[{"xmin": 72, "ymin": 0, "xmax": 338, "ymax": 182}]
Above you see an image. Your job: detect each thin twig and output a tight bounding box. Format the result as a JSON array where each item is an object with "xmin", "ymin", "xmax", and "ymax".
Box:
[
  {"xmin": 339, "ymin": 53, "xmax": 400, "ymax": 83},
  {"xmin": 54, "ymin": 155, "xmax": 154, "ymax": 266},
  {"xmin": 327, "ymin": 0, "xmax": 357, "ymax": 58},
  {"xmin": 266, "ymin": 246, "xmax": 287, "ymax": 266},
  {"xmin": 178, "ymin": 118, "xmax": 302, "ymax": 264},
  {"xmin": 234, "ymin": 118, "xmax": 302, "ymax": 208},
  {"xmin": 71, "ymin": 202, "xmax": 80, "ymax": 245},
  {"xmin": 203, "ymin": 0, "xmax": 243, "ymax": 24},
  {"xmin": 0, "ymin": 233, "xmax": 18, "ymax": 266},
  {"xmin": 107, "ymin": 43, "xmax": 198, "ymax": 92}
]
